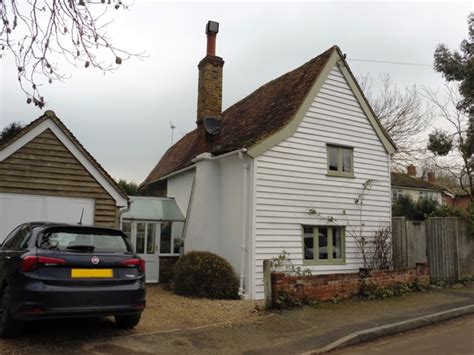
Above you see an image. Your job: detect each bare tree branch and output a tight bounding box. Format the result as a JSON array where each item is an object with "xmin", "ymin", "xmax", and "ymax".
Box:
[
  {"xmin": 423, "ymin": 84, "xmax": 473, "ymax": 200},
  {"xmin": 0, "ymin": 0, "xmax": 145, "ymax": 108},
  {"xmin": 359, "ymin": 73, "xmax": 432, "ymax": 168}
]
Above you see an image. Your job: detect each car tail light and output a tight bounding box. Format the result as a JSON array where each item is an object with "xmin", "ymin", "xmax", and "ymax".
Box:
[
  {"xmin": 21, "ymin": 256, "xmax": 66, "ymax": 272},
  {"xmin": 23, "ymin": 307, "xmax": 45, "ymax": 314},
  {"xmin": 121, "ymin": 258, "xmax": 145, "ymax": 273}
]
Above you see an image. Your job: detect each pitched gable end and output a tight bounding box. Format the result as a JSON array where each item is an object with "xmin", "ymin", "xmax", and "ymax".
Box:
[
  {"xmin": 0, "ymin": 112, "xmax": 128, "ymax": 207},
  {"xmin": 248, "ymin": 48, "xmax": 396, "ymax": 157}
]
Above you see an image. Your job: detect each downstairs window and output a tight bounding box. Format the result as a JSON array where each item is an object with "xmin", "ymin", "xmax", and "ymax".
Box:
[{"xmin": 303, "ymin": 226, "xmax": 345, "ymax": 265}]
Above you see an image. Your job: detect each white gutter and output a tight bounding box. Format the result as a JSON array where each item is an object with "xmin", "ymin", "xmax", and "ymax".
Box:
[
  {"xmin": 147, "ymin": 149, "xmax": 246, "ymax": 186},
  {"xmin": 150, "ymin": 164, "xmax": 197, "ymax": 184},
  {"xmin": 238, "ymin": 149, "xmax": 249, "ymax": 297},
  {"xmin": 192, "ymin": 148, "xmax": 246, "ymax": 163}
]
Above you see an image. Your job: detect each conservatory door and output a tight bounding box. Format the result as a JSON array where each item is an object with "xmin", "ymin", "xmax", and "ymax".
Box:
[{"xmin": 122, "ymin": 221, "xmax": 159, "ymax": 283}]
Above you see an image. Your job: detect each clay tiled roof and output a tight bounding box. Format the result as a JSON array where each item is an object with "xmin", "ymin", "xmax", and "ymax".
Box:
[
  {"xmin": 141, "ymin": 46, "xmax": 337, "ymax": 188},
  {"xmin": 391, "ymin": 172, "xmax": 444, "ymax": 191},
  {"xmin": 0, "ymin": 111, "xmax": 128, "ymax": 200}
]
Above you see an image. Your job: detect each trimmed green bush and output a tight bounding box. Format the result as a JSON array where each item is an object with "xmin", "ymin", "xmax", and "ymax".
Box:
[{"xmin": 172, "ymin": 251, "xmax": 239, "ymax": 299}]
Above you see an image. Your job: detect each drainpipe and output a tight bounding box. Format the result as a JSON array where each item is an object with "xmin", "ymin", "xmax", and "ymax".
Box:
[
  {"xmin": 238, "ymin": 149, "xmax": 249, "ymax": 297},
  {"xmin": 119, "ymin": 199, "xmax": 133, "ymax": 228}
]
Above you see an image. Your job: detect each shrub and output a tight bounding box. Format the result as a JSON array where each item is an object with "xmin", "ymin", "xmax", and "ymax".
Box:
[
  {"xmin": 172, "ymin": 251, "xmax": 239, "ymax": 300},
  {"xmin": 430, "ymin": 204, "xmax": 474, "ymax": 239},
  {"xmin": 392, "ymin": 195, "xmax": 440, "ymax": 221},
  {"xmin": 459, "ymin": 274, "xmax": 474, "ymax": 285}
]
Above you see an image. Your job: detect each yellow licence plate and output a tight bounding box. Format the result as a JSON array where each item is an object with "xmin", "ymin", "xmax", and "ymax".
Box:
[{"xmin": 71, "ymin": 269, "xmax": 113, "ymax": 278}]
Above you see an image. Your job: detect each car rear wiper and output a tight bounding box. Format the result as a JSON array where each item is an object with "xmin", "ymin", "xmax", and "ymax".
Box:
[{"xmin": 66, "ymin": 245, "xmax": 95, "ymax": 252}]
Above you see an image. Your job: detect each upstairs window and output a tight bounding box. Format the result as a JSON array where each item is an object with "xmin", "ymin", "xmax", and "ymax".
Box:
[
  {"xmin": 303, "ymin": 226, "xmax": 345, "ymax": 265},
  {"xmin": 327, "ymin": 145, "xmax": 354, "ymax": 177}
]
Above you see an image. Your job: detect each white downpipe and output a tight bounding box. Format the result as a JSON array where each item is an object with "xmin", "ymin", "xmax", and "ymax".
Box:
[{"xmin": 238, "ymin": 150, "xmax": 249, "ymax": 297}]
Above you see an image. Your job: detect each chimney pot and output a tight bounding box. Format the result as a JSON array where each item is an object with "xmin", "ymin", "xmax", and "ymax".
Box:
[
  {"xmin": 407, "ymin": 164, "xmax": 417, "ymax": 177},
  {"xmin": 205, "ymin": 21, "xmax": 219, "ymax": 56},
  {"xmin": 206, "ymin": 21, "xmax": 219, "ymax": 35}
]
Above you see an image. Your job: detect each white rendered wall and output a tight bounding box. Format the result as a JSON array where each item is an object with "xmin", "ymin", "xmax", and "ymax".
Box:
[
  {"xmin": 167, "ymin": 169, "xmax": 196, "ymax": 215},
  {"xmin": 393, "ymin": 187, "xmax": 442, "ymax": 205},
  {"xmin": 175, "ymin": 154, "xmax": 253, "ymax": 296}
]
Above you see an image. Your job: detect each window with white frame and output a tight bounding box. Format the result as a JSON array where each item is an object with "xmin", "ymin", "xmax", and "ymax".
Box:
[
  {"xmin": 120, "ymin": 220, "xmax": 183, "ymax": 255},
  {"xmin": 418, "ymin": 191, "xmax": 434, "ymax": 200},
  {"xmin": 303, "ymin": 226, "xmax": 345, "ymax": 264},
  {"xmin": 392, "ymin": 188, "xmax": 403, "ymax": 202}
]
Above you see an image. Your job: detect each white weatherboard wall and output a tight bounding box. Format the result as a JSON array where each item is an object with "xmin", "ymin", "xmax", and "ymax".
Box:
[
  {"xmin": 253, "ymin": 64, "xmax": 392, "ymax": 299},
  {"xmin": 0, "ymin": 193, "xmax": 95, "ymax": 241}
]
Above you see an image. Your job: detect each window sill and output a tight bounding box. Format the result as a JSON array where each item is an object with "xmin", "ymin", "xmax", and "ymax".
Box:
[
  {"xmin": 303, "ymin": 260, "xmax": 346, "ymax": 266},
  {"xmin": 326, "ymin": 171, "xmax": 354, "ymax": 178}
]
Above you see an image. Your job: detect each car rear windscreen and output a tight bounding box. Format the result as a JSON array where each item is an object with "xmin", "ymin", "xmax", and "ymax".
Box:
[{"xmin": 39, "ymin": 228, "xmax": 130, "ymax": 253}]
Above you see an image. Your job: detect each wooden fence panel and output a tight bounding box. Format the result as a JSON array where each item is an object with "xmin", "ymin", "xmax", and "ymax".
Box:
[
  {"xmin": 426, "ymin": 217, "xmax": 472, "ymax": 281},
  {"xmin": 392, "ymin": 217, "xmax": 407, "ymax": 269},
  {"xmin": 406, "ymin": 220, "xmax": 427, "ymax": 266},
  {"xmin": 457, "ymin": 220, "xmax": 474, "ymax": 276},
  {"xmin": 393, "ymin": 217, "xmax": 471, "ymax": 280},
  {"xmin": 392, "ymin": 217, "xmax": 427, "ymax": 269}
]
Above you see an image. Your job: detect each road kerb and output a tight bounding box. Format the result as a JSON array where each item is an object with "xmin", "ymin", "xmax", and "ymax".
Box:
[{"xmin": 305, "ymin": 304, "xmax": 474, "ymax": 354}]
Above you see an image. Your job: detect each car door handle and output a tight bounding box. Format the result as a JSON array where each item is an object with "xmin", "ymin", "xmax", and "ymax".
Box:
[{"xmin": 5, "ymin": 256, "xmax": 11, "ymax": 260}]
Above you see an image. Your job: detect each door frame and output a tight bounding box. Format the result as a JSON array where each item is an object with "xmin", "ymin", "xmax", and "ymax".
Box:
[{"xmin": 120, "ymin": 219, "xmax": 181, "ymax": 283}]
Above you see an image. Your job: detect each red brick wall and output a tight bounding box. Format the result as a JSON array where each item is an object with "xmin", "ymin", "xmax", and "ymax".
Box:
[
  {"xmin": 453, "ymin": 196, "xmax": 471, "ymax": 210},
  {"xmin": 271, "ymin": 264, "xmax": 429, "ymax": 306}
]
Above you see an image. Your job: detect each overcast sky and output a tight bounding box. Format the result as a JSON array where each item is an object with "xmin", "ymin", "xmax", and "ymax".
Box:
[{"xmin": 0, "ymin": 1, "xmax": 471, "ymax": 183}]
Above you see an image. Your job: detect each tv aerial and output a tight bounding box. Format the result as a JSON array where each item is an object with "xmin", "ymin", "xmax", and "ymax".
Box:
[{"xmin": 169, "ymin": 121, "xmax": 176, "ymax": 145}]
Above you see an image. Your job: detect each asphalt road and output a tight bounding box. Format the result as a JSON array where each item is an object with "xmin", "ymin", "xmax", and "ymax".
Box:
[{"xmin": 333, "ymin": 314, "xmax": 474, "ymax": 355}]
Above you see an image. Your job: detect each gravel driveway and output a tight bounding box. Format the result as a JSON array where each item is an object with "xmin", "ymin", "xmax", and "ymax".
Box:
[
  {"xmin": 141, "ymin": 284, "xmax": 264, "ymax": 332},
  {"xmin": 0, "ymin": 285, "xmax": 264, "ymax": 354}
]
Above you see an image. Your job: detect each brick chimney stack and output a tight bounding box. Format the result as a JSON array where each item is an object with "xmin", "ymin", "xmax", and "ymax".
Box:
[
  {"xmin": 407, "ymin": 164, "xmax": 417, "ymax": 177},
  {"xmin": 427, "ymin": 171, "xmax": 436, "ymax": 183},
  {"xmin": 197, "ymin": 21, "xmax": 224, "ymax": 126}
]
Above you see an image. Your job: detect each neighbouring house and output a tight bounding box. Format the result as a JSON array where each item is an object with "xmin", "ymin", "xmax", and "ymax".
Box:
[
  {"xmin": 441, "ymin": 187, "xmax": 471, "ymax": 210},
  {"xmin": 139, "ymin": 21, "xmax": 397, "ymax": 299},
  {"xmin": 391, "ymin": 165, "xmax": 471, "ymax": 210},
  {"xmin": 120, "ymin": 196, "xmax": 185, "ymax": 283},
  {"xmin": 391, "ymin": 165, "xmax": 444, "ymax": 204},
  {"xmin": 0, "ymin": 110, "xmax": 128, "ymax": 240}
]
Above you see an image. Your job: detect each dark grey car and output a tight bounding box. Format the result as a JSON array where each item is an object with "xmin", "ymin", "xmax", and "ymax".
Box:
[{"xmin": 0, "ymin": 222, "xmax": 146, "ymax": 337}]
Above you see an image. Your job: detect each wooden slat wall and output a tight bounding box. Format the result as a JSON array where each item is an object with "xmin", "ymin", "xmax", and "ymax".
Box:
[
  {"xmin": 253, "ymin": 66, "xmax": 392, "ymax": 298},
  {"xmin": 0, "ymin": 129, "xmax": 118, "ymax": 227}
]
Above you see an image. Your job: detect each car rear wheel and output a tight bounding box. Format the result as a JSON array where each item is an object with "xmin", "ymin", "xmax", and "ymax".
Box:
[
  {"xmin": 114, "ymin": 314, "xmax": 141, "ymax": 329},
  {"xmin": 0, "ymin": 286, "xmax": 23, "ymax": 338}
]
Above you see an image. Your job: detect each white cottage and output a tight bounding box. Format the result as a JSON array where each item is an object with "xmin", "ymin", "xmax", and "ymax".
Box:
[{"xmin": 140, "ymin": 21, "xmax": 397, "ymax": 299}]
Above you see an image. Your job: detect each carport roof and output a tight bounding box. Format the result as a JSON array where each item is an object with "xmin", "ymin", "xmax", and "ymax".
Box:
[{"xmin": 121, "ymin": 196, "xmax": 185, "ymax": 222}]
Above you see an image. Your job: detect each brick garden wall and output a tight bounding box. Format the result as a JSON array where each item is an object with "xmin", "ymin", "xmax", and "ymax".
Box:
[{"xmin": 270, "ymin": 263, "xmax": 429, "ymax": 307}]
